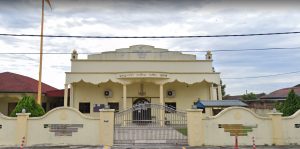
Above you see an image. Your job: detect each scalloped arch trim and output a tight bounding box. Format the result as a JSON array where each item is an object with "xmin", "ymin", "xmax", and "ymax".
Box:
[
  {"xmin": 29, "ymin": 107, "xmax": 99, "ymax": 120},
  {"xmin": 282, "ymin": 109, "xmax": 300, "ymax": 119},
  {"xmin": 0, "ymin": 113, "xmax": 17, "ymax": 120},
  {"xmin": 212, "ymin": 106, "xmax": 271, "ymax": 120}
]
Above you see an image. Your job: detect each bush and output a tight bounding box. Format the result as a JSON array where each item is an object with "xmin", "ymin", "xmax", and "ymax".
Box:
[{"xmin": 10, "ymin": 96, "xmax": 45, "ymax": 117}]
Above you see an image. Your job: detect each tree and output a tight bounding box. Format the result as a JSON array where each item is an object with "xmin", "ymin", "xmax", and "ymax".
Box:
[
  {"xmin": 242, "ymin": 92, "xmax": 257, "ymax": 100},
  {"xmin": 10, "ymin": 96, "xmax": 45, "ymax": 117},
  {"xmin": 220, "ymin": 80, "xmax": 226, "ymax": 97},
  {"xmin": 276, "ymin": 89, "xmax": 300, "ymax": 116}
]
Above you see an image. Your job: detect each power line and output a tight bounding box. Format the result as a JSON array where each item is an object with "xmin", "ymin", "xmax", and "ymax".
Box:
[
  {"xmin": 222, "ymin": 70, "xmax": 300, "ymax": 80},
  {"xmin": 0, "ymin": 31, "xmax": 300, "ymax": 39},
  {"xmin": 0, "ymin": 47, "xmax": 299, "ymax": 55}
]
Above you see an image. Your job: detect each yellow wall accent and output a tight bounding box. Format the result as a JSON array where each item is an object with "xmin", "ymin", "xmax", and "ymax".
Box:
[{"xmin": 0, "ymin": 107, "xmax": 300, "ymax": 146}]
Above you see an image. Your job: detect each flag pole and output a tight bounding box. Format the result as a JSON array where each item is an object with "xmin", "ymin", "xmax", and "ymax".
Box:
[{"xmin": 37, "ymin": 0, "xmax": 45, "ymax": 105}]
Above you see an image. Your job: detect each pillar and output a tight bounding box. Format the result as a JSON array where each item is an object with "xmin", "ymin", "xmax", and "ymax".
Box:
[
  {"xmin": 16, "ymin": 113, "xmax": 31, "ymax": 146},
  {"xmin": 64, "ymin": 84, "xmax": 68, "ymax": 107},
  {"xmin": 123, "ymin": 84, "xmax": 127, "ymax": 110},
  {"xmin": 70, "ymin": 84, "xmax": 74, "ymax": 107},
  {"xmin": 160, "ymin": 84, "xmax": 165, "ymax": 126},
  {"xmin": 99, "ymin": 109, "xmax": 115, "ymax": 147},
  {"xmin": 217, "ymin": 84, "xmax": 222, "ymax": 100},
  {"xmin": 210, "ymin": 83, "xmax": 214, "ymax": 100},
  {"xmin": 159, "ymin": 84, "xmax": 164, "ymax": 105},
  {"xmin": 187, "ymin": 109, "xmax": 204, "ymax": 146},
  {"xmin": 268, "ymin": 112, "xmax": 284, "ymax": 145}
]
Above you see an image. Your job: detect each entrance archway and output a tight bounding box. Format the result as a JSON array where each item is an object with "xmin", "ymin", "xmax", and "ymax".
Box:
[{"xmin": 133, "ymin": 98, "xmax": 151, "ymax": 123}]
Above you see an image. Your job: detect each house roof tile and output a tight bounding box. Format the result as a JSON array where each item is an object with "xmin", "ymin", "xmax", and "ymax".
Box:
[
  {"xmin": 261, "ymin": 86, "xmax": 300, "ymax": 99},
  {"xmin": 0, "ymin": 72, "xmax": 57, "ymax": 93}
]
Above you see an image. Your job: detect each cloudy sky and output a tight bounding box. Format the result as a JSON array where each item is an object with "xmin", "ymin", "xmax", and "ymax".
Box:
[{"xmin": 0, "ymin": 0, "xmax": 300, "ymax": 95}]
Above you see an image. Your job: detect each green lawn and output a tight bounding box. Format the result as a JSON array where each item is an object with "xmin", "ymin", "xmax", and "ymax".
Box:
[{"xmin": 176, "ymin": 128, "xmax": 187, "ymax": 136}]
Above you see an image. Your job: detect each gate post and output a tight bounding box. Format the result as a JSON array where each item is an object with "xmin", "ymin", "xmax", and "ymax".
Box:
[
  {"xmin": 16, "ymin": 112, "xmax": 31, "ymax": 146},
  {"xmin": 99, "ymin": 109, "xmax": 115, "ymax": 147},
  {"xmin": 268, "ymin": 111, "xmax": 284, "ymax": 145},
  {"xmin": 187, "ymin": 109, "xmax": 204, "ymax": 146}
]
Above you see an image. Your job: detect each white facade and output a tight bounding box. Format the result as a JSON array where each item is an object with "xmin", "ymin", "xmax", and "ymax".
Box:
[{"xmin": 65, "ymin": 45, "xmax": 222, "ymax": 117}]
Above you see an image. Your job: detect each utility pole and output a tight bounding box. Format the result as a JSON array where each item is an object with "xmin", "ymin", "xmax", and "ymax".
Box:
[
  {"xmin": 37, "ymin": 0, "xmax": 51, "ymax": 105},
  {"xmin": 37, "ymin": 0, "xmax": 45, "ymax": 105}
]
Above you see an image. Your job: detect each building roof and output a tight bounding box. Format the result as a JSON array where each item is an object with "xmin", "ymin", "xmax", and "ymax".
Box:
[
  {"xmin": 87, "ymin": 45, "xmax": 197, "ymax": 60},
  {"xmin": 46, "ymin": 89, "xmax": 69, "ymax": 97},
  {"xmin": 0, "ymin": 72, "xmax": 57, "ymax": 93},
  {"xmin": 199, "ymin": 100, "xmax": 248, "ymax": 107},
  {"xmin": 261, "ymin": 86, "xmax": 300, "ymax": 99},
  {"xmin": 223, "ymin": 93, "xmax": 266, "ymax": 100}
]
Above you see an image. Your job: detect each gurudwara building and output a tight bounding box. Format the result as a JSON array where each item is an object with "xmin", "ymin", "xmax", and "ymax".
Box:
[{"xmin": 64, "ymin": 45, "xmax": 224, "ymax": 117}]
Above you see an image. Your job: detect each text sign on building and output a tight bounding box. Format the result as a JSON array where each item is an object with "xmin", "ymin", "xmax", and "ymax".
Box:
[
  {"xmin": 218, "ymin": 124, "xmax": 257, "ymax": 136},
  {"xmin": 44, "ymin": 124, "xmax": 83, "ymax": 136},
  {"xmin": 118, "ymin": 73, "xmax": 168, "ymax": 79},
  {"xmin": 295, "ymin": 124, "xmax": 300, "ymax": 128}
]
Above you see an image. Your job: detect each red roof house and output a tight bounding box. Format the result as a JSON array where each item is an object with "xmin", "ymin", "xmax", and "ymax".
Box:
[
  {"xmin": 261, "ymin": 86, "xmax": 300, "ymax": 100},
  {"xmin": 0, "ymin": 72, "xmax": 64, "ymax": 115},
  {"xmin": 0, "ymin": 72, "xmax": 57, "ymax": 93}
]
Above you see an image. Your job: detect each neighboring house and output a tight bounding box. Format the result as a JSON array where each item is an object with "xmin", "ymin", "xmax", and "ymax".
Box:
[
  {"xmin": 0, "ymin": 72, "xmax": 63, "ymax": 116},
  {"xmin": 224, "ymin": 87, "xmax": 300, "ymax": 116},
  {"xmin": 260, "ymin": 86, "xmax": 300, "ymax": 100},
  {"xmin": 248, "ymin": 86, "xmax": 300, "ymax": 116},
  {"xmin": 64, "ymin": 45, "xmax": 244, "ymax": 117}
]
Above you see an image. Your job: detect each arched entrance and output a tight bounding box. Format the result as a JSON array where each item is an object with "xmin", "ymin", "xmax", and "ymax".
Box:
[{"xmin": 132, "ymin": 98, "xmax": 151, "ymax": 123}]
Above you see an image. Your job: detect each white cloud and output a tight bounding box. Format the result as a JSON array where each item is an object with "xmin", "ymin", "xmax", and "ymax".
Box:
[{"xmin": 0, "ymin": 0, "xmax": 300, "ymax": 95}]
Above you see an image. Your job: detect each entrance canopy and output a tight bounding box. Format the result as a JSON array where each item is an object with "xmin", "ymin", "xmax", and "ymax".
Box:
[{"xmin": 66, "ymin": 72, "xmax": 221, "ymax": 85}]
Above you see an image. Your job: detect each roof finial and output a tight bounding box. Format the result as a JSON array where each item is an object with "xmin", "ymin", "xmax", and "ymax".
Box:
[
  {"xmin": 206, "ymin": 50, "xmax": 212, "ymax": 60},
  {"xmin": 71, "ymin": 49, "xmax": 78, "ymax": 60}
]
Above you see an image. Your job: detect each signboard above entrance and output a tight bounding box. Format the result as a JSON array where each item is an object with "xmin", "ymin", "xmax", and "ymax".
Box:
[{"xmin": 118, "ymin": 73, "xmax": 168, "ymax": 79}]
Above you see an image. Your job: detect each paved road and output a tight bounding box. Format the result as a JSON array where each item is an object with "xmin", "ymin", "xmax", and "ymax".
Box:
[{"xmin": 1, "ymin": 145, "xmax": 300, "ymax": 149}]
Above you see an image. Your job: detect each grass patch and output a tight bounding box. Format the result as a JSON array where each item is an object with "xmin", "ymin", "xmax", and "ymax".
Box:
[{"xmin": 176, "ymin": 128, "xmax": 187, "ymax": 136}]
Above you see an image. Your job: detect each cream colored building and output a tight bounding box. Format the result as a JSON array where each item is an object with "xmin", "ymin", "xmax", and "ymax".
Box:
[{"xmin": 64, "ymin": 45, "xmax": 222, "ymax": 117}]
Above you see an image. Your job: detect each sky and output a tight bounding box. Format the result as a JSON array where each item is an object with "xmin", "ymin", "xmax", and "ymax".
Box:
[{"xmin": 0, "ymin": 0, "xmax": 300, "ymax": 95}]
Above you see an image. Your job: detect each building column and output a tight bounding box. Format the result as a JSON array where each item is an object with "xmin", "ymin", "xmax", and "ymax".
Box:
[
  {"xmin": 217, "ymin": 84, "xmax": 222, "ymax": 100},
  {"xmin": 64, "ymin": 84, "xmax": 68, "ymax": 107},
  {"xmin": 123, "ymin": 84, "xmax": 127, "ymax": 110},
  {"xmin": 160, "ymin": 84, "xmax": 165, "ymax": 126},
  {"xmin": 210, "ymin": 83, "xmax": 214, "ymax": 100},
  {"xmin": 160, "ymin": 84, "xmax": 164, "ymax": 105},
  {"xmin": 70, "ymin": 84, "xmax": 74, "ymax": 107}
]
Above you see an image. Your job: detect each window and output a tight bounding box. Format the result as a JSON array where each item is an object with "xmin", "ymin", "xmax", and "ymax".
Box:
[
  {"xmin": 79, "ymin": 102, "xmax": 90, "ymax": 113},
  {"xmin": 108, "ymin": 102, "xmax": 119, "ymax": 112},
  {"xmin": 165, "ymin": 102, "xmax": 176, "ymax": 113}
]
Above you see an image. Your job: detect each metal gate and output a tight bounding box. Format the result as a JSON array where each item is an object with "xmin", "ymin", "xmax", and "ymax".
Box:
[{"xmin": 114, "ymin": 103, "xmax": 187, "ymax": 145}]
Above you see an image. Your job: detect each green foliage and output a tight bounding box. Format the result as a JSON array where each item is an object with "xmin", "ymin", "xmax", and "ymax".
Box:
[
  {"xmin": 176, "ymin": 128, "xmax": 187, "ymax": 136},
  {"xmin": 220, "ymin": 80, "xmax": 226, "ymax": 97},
  {"xmin": 242, "ymin": 92, "xmax": 257, "ymax": 100},
  {"xmin": 276, "ymin": 89, "xmax": 300, "ymax": 116},
  {"xmin": 10, "ymin": 96, "xmax": 45, "ymax": 117}
]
